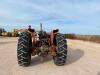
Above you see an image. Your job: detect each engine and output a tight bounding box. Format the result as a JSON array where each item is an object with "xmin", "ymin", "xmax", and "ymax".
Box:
[{"xmin": 35, "ymin": 31, "xmax": 50, "ymax": 57}]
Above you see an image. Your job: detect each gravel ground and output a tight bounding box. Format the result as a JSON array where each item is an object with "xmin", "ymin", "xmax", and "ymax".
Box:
[{"xmin": 0, "ymin": 37, "xmax": 100, "ymax": 75}]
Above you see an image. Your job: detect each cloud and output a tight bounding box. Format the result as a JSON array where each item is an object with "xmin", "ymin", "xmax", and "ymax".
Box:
[{"xmin": 0, "ymin": 0, "xmax": 100, "ymax": 34}]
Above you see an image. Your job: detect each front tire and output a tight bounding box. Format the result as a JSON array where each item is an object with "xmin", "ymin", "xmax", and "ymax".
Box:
[
  {"xmin": 17, "ymin": 32, "xmax": 32, "ymax": 66},
  {"xmin": 53, "ymin": 34, "xmax": 67, "ymax": 66}
]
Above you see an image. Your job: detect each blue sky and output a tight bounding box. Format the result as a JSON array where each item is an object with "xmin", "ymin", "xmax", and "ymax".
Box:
[{"xmin": 0, "ymin": 0, "xmax": 100, "ymax": 35}]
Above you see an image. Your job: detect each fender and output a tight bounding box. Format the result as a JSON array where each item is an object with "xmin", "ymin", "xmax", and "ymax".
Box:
[{"xmin": 50, "ymin": 31, "xmax": 56, "ymax": 56}]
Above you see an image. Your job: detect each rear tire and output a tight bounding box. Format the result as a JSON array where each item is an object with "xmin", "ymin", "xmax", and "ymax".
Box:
[
  {"xmin": 17, "ymin": 32, "xmax": 32, "ymax": 66},
  {"xmin": 53, "ymin": 34, "xmax": 67, "ymax": 66}
]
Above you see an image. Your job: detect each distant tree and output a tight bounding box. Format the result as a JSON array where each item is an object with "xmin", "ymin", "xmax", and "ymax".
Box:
[{"xmin": 0, "ymin": 28, "xmax": 6, "ymax": 36}]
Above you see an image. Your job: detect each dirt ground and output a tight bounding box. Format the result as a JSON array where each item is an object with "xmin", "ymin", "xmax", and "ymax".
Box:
[{"xmin": 0, "ymin": 37, "xmax": 100, "ymax": 75}]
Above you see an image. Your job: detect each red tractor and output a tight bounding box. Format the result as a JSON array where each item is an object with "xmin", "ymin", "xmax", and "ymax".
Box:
[{"xmin": 17, "ymin": 24, "xmax": 67, "ymax": 66}]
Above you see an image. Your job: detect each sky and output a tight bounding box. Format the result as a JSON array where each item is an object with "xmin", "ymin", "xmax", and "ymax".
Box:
[{"xmin": 0, "ymin": 0, "xmax": 100, "ymax": 35}]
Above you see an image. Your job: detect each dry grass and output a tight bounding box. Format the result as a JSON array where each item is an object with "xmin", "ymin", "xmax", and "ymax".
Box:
[
  {"xmin": 65, "ymin": 34, "xmax": 100, "ymax": 43},
  {"xmin": 76, "ymin": 35, "xmax": 100, "ymax": 43},
  {"xmin": 65, "ymin": 34, "xmax": 77, "ymax": 39}
]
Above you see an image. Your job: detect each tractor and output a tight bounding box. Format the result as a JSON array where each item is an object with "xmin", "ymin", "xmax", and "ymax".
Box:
[{"xmin": 17, "ymin": 24, "xmax": 67, "ymax": 66}]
